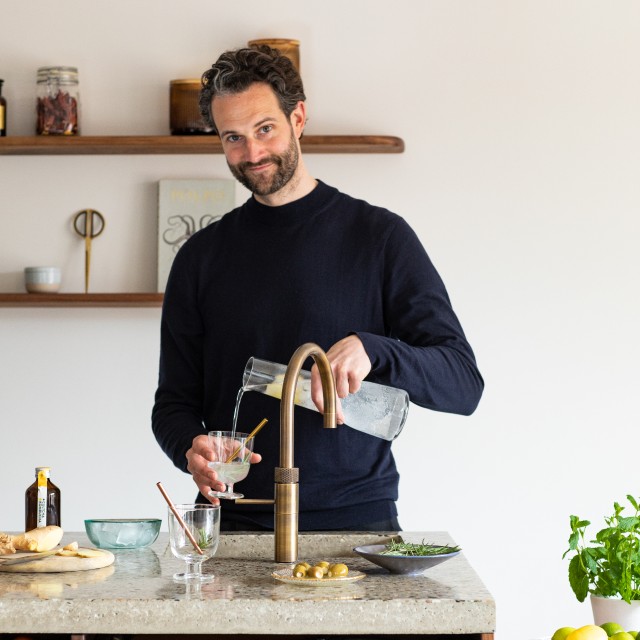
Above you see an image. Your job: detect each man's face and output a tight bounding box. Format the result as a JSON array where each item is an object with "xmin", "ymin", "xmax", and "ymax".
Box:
[{"xmin": 212, "ymin": 83, "xmax": 303, "ymax": 197}]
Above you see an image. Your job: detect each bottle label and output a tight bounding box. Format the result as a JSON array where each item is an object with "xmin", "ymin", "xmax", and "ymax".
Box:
[
  {"xmin": 36, "ymin": 469, "xmax": 47, "ymax": 527},
  {"xmin": 0, "ymin": 104, "xmax": 5, "ymax": 130}
]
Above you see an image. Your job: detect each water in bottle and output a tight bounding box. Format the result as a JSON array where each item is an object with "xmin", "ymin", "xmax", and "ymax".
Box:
[{"xmin": 241, "ymin": 357, "xmax": 409, "ymax": 441}]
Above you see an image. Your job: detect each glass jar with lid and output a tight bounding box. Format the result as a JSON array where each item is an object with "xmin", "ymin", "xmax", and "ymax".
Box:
[
  {"xmin": 170, "ymin": 79, "xmax": 214, "ymax": 135},
  {"xmin": 36, "ymin": 66, "xmax": 79, "ymax": 135}
]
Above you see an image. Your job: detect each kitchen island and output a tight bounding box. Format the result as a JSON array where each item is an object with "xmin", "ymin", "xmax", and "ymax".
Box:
[{"xmin": 0, "ymin": 531, "xmax": 495, "ymax": 639}]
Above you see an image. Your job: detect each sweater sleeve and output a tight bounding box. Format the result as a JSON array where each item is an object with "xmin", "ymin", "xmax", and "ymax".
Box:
[
  {"xmin": 356, "ymin": 217, "xmax": 484, "ymax": 416},
  {"xmin": 151, "ymin": 246, "xmax": 208, "ymax": 472}
]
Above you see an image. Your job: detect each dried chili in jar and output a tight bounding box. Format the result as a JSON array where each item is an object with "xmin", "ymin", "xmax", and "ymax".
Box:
[{"xmin": 36, "ymin": 66, "xmax": 79, "ymax": 135}]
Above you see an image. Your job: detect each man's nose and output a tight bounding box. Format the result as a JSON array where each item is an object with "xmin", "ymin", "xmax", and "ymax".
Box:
[{"xmin": 244, "ymin": 138, "xmax": 267, "ymax": 163}]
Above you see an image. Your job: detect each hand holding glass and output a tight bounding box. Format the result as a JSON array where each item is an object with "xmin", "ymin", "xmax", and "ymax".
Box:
[
  {"xmin": 207, "ymin": 431, "xmax": 253, "ymax": 499},
  {"xmin": 167, "ymin": 503, "xmax": 220, "ymax": 582}
]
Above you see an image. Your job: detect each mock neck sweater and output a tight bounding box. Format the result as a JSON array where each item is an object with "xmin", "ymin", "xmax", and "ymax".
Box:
[{"xmin": 152, "ymin": 180, "xmax": 483, "ymax": 530}]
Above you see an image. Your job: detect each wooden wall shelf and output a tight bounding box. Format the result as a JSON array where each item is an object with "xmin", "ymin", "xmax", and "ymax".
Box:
[
  {"xmin": 0, "ymin": 135, "xmax": 405, "ymax": 155},
  {"xmin": 1, "ymin": 133, "xmax": 404, "ymax": 309},
  {"xmin": 0, "ymin": 293, "xmax": 163, "ymax": 308}
]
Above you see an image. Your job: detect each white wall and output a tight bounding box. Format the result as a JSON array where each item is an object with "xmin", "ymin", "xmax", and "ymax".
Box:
[{"xmin": 2, "ymin": 2, "xmax": 640, "ymax": 638}]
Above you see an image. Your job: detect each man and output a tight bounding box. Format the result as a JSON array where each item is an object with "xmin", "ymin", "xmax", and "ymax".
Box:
[{"xmin": 152, "ymin": 46, "xmax": 483, "ymax": 531}]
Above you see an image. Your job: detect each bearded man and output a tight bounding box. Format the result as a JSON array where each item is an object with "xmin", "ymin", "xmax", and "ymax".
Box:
[{"xmin": 152, "ymin": 46, "xmax": 483, "ymax": 532}]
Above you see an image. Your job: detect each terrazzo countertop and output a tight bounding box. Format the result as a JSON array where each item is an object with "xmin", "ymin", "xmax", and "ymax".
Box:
[{"xmin": 0, "ymin": 531, "xmax": 495, "ymax": 638}]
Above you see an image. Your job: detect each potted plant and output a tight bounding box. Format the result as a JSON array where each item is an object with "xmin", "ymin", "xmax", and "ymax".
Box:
[{"xmin": 564, "ymin": 494, "xmax": 640, "ymax": 628}]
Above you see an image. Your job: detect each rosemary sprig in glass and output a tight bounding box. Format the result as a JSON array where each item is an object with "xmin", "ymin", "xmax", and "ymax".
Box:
[{"xmin": 197, "ymin": 528, "xmax": 214, "ymax": 549}]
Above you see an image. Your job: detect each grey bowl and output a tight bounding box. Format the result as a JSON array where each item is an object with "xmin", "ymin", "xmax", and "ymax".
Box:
[{"xmin": 353, "ymin": 544, "xmax": 460, "ymax": 575}]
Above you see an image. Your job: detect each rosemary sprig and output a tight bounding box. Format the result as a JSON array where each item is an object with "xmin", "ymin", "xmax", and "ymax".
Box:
[
  {"xmin": 379, "ymin": 539, "xmax": 461, "ymax": 557},
  {"xmin": 197, "ymin": 528, "xmax": 214, "ymax": 549}
]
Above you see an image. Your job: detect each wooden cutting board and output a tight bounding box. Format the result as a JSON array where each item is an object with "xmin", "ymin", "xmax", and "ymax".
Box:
[{"xmin": 0, "ymin": 547, "xmax": 114, "ymax": 573}]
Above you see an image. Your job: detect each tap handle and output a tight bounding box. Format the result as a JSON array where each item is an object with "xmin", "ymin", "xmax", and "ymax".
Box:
[{"xmin": 275, "ymin": 467, "xmax": 299, "ymax": 483}]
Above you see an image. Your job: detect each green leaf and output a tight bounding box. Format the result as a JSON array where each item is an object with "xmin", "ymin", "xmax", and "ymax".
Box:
[
  {"xmin": 567, "ymin": 531, "xmax": 580, "ymax": 551},
  {"xmin": 569, "ymin": 555, "xmax": 590, "ymax": 602},
  {"xmin": 583, "ymin": 549, "xmax": 600, "ymax": 574},
  {"xmin": 618, "ymin": 516, "xmax": 640, "ymax": 532},
  {"xmin": 569, "ymin": 515, "xmax": 590, "ymax": 531},
  {"xmin": 596, "ymin": 573, "xmax": 619, "ymax": 598},
  {"xmin": 596, "ymin": 527, "xmax": 614, "ymax": 542}
]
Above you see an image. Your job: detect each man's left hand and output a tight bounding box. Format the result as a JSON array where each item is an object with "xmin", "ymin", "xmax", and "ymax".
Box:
[{"xmin": 310, "ymin": 335, "xmax": 372, "ymax": 423}]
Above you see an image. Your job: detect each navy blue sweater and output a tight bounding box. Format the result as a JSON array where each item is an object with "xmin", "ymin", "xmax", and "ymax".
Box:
[{"xmin": 152, "ymin": 181, "xmax": 483, "ymax": 530}]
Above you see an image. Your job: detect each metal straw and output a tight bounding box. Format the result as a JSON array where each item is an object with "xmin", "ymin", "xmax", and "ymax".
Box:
[
  {"xmin": 155, "ymin": 481, "xmax": 203, "ymax": 555},
  {"xmin": 224, "ymin": 418, "xmax": 268, "ymax": 463}
]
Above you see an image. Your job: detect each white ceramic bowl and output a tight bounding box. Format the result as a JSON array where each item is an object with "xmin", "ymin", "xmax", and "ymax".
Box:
[{"xmin": 24, "ymin": 266, "xmax": 61, "ymax": 293}]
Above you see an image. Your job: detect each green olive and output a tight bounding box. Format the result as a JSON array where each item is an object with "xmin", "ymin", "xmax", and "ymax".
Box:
[
  {"xmin": 293, "ymin": 563, "xmax": 308, "ymax": 578},
  {"xmin": 328, "ymin": 563, "xmax": 349, "ymax": 578},
  {"xmin": 316, "ymin": 560, "xmax": 330, "ymax": 575},
  {"xmin": 306, "ymin": 565, "xmax": 324, "ymax": 579}
]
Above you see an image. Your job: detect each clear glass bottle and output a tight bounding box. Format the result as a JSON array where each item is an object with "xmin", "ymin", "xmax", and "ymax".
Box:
[
  {"xmin": 0, "ymin": 79, "xmax": 6, "ymax": 136},
  {"xmin": 36, "ymin": 66, "xmax": 79, "ymax": 135},
  {"xmin": 25, "ymin": 466, "xmax": 61, "ymax": 530},
  {"xmin": 243, "ymin": 357, "xmax": 410, "ymax": 441}
]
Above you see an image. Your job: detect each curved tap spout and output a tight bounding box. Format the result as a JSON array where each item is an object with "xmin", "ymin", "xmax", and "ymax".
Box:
[
  {"xmin": 280, "ymin": 343, "xmax": 337, "ymax": 469},
  {"xmin": 275, "ymin": 343, "xmax": 337, "ymax": 562}
]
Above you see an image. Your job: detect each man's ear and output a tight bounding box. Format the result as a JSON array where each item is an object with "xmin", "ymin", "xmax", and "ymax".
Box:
[{"xmin": 290, "ymin": 101, "xmax": 307, "ymax": 139}]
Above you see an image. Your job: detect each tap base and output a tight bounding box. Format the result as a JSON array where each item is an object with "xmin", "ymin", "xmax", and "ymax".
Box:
[{"xmin": 275, "ymin": 482, "xmax": 298, "ymax": 563}]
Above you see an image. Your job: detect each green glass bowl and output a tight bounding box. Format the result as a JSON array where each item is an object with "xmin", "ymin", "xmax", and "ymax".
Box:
[{"xmin": 85, "ymin": 518, "xmax": 161, "ymax": 549}]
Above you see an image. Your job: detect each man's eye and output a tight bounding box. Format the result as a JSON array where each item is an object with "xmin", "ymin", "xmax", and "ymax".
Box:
[
  {"xmin": 259, "ymin": 125, "xmax": 273, "ymax": 134},
  {"xmin": 226, "ymin": 134, "xmax": 241, "ymax": 143}
]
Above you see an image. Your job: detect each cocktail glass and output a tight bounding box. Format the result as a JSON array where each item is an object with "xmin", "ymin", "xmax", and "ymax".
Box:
[
  {"xmin": 167, "ymin": 503, "xmax": 220, "ymax": 582},
  {"xmin": 207, "ymin": 430, "xmax": 253, "ymax": 499}
]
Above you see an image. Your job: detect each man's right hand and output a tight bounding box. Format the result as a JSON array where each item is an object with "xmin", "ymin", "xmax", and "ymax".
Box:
[
  {"xmin": 186, "ymin": 433, "xmax": 262, "ymax": 504},
  {"xmin": 186, "ymin": 434, "xmax": 224, "ymax": 504}
]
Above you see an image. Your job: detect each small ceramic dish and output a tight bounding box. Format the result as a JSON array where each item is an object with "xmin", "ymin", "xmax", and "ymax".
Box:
[
  {"xmin": 24, "ymin": 266, "xmax": 61, "ymax": 293},
  {"xmin": 272, "ymin": 568, "xmax": 365, "ymax": 586},
  {"xmin": 353, "ymin": 544, "xmax": 460, "ymax": 575},
  {"xmin": 84, "ymin": 518, "xmax": 161, "ymax": 549}
]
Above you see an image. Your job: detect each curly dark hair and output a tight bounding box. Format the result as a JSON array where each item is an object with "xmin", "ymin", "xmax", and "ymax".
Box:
[{"xmin": 199, "ymin": 45, "xmax": 306, "ymax": 134}]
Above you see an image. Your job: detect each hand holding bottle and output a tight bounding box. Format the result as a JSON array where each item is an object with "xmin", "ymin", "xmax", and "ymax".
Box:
[
  {"xmin": 243, "ymin": 351, "xmax": 409, "ymax": 441},
  {"xmin": 309, "ymin": 334, "xmax": 372, "ymax": 421}
]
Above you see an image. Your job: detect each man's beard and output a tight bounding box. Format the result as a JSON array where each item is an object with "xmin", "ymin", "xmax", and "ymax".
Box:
[{"xmin": 227, "ymin": 132, "xmax": 299, "ymax": 196}]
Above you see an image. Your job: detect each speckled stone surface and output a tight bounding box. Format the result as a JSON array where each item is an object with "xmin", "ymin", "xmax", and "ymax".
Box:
[{"xmin": 0, "ymin": 531, "xmax": 495, "ymax": 636}]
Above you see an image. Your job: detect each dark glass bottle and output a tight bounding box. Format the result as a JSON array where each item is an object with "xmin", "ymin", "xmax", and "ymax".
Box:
[
  {"xmin": 0, "ymin": 79, "xmax": 6, "ymax": 137},
  {"xmin": 25, "ymin": 466, "xmax": 61, "ymax": 530}
]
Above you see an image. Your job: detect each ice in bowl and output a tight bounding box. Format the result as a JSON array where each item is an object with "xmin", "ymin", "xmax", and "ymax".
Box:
[{"xmin": 84, "ymin": 518, "xmax": 161, "ymax": 549}]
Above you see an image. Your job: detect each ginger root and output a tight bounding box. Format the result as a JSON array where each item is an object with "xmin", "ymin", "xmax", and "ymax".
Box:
[
  {"xmin": 76, "ymin": 548, "xmax": 103, "ymax": 558},
  {"xmin": 0, "ymin": 532, "xmax": 16, "ymax": 555},
  {"xmin": 12, "ymin": 525, "xmax": 64, "ymax": 552}
]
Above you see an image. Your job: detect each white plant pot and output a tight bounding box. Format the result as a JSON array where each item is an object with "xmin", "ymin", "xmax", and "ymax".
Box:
[{"xmin": 591, "ymin": 594, "xmax": 640, "ymax": 629}]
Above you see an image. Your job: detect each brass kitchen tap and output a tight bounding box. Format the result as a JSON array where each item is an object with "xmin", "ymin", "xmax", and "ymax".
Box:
[{"xmin": 237, "ymin": 342, "xmax": 337, "ymax": 563}]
